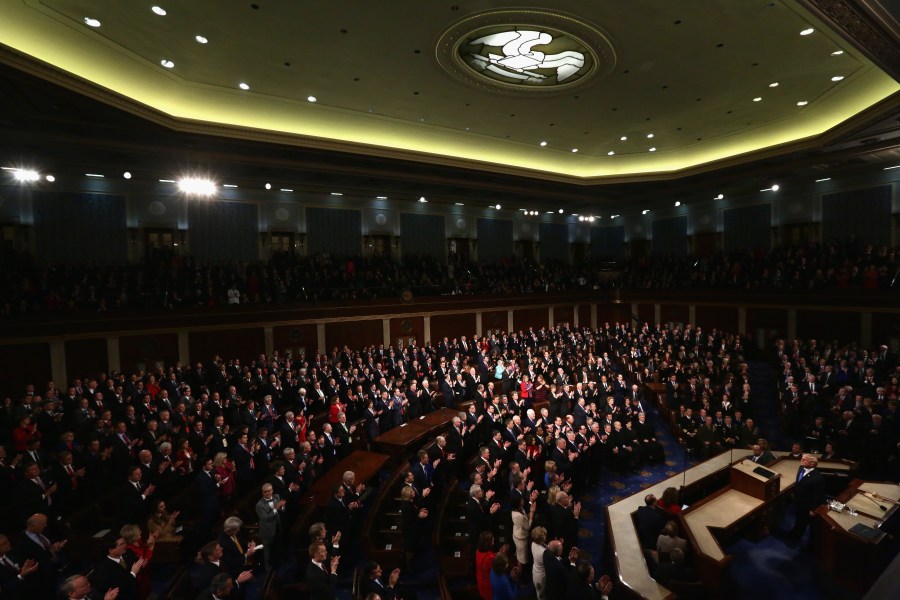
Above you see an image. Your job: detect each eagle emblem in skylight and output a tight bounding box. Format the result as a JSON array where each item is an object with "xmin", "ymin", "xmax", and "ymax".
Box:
[{"xmin": 463, "ymin": 29, "xmax": 588, "ymax": 86}]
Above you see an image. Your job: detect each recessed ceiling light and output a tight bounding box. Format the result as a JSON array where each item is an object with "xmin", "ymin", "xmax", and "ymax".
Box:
[
  {"xmin": 376, "ymin": 196, "xmax": 389, "ymax": 200},
  {"xmin": 152, "ymin": 6, "xmax": 167, "ymax": 16},
  {"xmin": 45, "ymin": 175, "xmax": 55, "ymax": 182},
  {"xmin": 455, "ymin": 202, "xmax": 465, "ymax": 206},
  {"xmin": 12, "ymin": 169, "xmax": 40, "ymax": 182},
  {"xmin": 330, "ymin": 192, "xmax": 343, "ymax": 196},
  {"xmin": 649, "ymin": 147, "xmax": 657, "ymax": 152},
  {"xmin": 607, "ymin": 151, "xmax": 615, "ymax": 156},
  {"xmin": 558, "ymin": 209, "xmax": 564, "ymax": 214},
  {"xmin": 239, "ymin": 82, "xmax": 250, "ymax": 90},
  {"xmin": 539, "ymin": 141, "xmax": 547, "ymax": 147},
  {"xmin": 160, "ymin": 59, "xmax": 175, "ymax": 68},
  {"xmin": 815, "ymin": 178, "xmax": 831, "ymax": 182},
  {"xmin": 571, "ymin": 213, "xmax": 579, "ymax": 217},
  {"xmin": 674, "ymin": 201, "xmax": 681, "ymax": 207},
  {"xmin": 769, "ymin": 82, "xmax": 779, "ymax": 87},
  {"xmin": 588, "ymin": 216, "xmax": 595, "ymax": 222},
  {"xmin": 772, "ymin": 184, "xmax": 780, "ymax": 191},
  {"xmin": 223, "ymin": 184, "xmax": 238, "ymax": 188},
  {"xmin": 280, "ymin": 188, "xmax": 294, "ymax": 192},
  {"xmin": 620, "ymin": 136, "xmax": 627, "ymax": 141},
  {"xmin": 178, "ymin": 178, "xmax": 217, "ymax": 197},
  {"xmin": 84, "ymin": 17, "xmax": 101, "ymax": 27},
  {"xmin": 418, "ymin": 196, "xmax": 428, "ymax": 203},
  {"xmin": 647, "ymin": 133, "xmax": 654, "ymax": 139},
  {"xmin": 831, "ymin": 50, "xmax": 844, "ymax": 56},
  {"xmin": 800, "ymin": 27, "xmax": 814, "ymax": 36},
  {"xmin": 831, "ymin": 75, "xmax": 844, "ymax": 81},
  {"xmin": 642, "ymin": 209, "xmax": 649, "ymax": 215},
  {"xmin": 495, "ymin": 204, "xmax": 501, "ymax": 210},
  {"xmin": 797, "ymin": 100, "xmax": 808, "ymax": 106},
  {"xmin": 578, "ymin": 216, "xmax": 585, "ymax": 221},
  {"xmin": 307, "ymin": 96, "xmax": 317, "ymax": 103},
  {"xmin": 571, "ymin": 148, "xmax": 578, "ymax": 153},
  {"xmin": 753, "ymin": 97, "xmax": 762, "ymax": 102},
  {"xmin": 123, "ymin": 171, "xmax": 132, "ymax": 179},
  {"xmin": 611, "ymin": 214, "xmax": 619, "ymax": 219},
  {"xmin": 195, "ymin": 35, "xmax": 208, "ymax": 44},
  {"xmin": 883, "ymin": 165, "xmax": 900, "ymax": 170},
  {"xmin": 265, "ymin": 183, "xmax": 272, "ymax": 190},
  {"xmin": 85, "ymin": 173, "xmax": 105, "ymax": 178},
  {"xmin": 715, "ymin": 193, "xmax": 724, "ymax": 200},
  {"xmin": 159, "ymin": 179, "xmax": 176, "ymax": 183}
]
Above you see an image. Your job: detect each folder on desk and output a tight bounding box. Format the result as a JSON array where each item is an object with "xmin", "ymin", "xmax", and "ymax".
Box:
[
  {"xmin": 849, "ymin": 523, "xmax": 881, "ymax": 541},
  {"xmin": 752, "ymin": 466, "xmax": 776, "ymax": 478}
]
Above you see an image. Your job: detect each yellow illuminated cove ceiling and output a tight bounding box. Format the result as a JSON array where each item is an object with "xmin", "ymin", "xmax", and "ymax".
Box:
[{"xmin": 1, "ymin": 0, "xmax": 897, "ymax": 182}]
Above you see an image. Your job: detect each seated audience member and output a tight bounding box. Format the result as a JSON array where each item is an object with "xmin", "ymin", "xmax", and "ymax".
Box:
[
  {"xmin": 634, "ymin": 493, "xmax": 667, "ymax": 550},
  {"xmin": 656, "ymin": 521, "xmax": 687, "ymax": 556},
  {"xmin": 360, "ymin": 560, "xmax": 404, "ymax": 600},
  {"xmin": 656, "ymin": 487, "xmax": 683, "ymax": 515},
  {"xmin": 748, "ymin": 441, "xmax": 776, "ymax": 466},
  {"xmin": 653, "ymin": 547, "xmax": 696, "ymax": 585}
]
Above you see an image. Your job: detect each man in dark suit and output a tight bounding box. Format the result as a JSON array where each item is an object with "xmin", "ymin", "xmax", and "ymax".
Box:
[
  {"xmin": 306, "ymin": 541, "xmax": 339, "ymax": 600},
  {"xmin": 91, "ymin": 537, "xmax": 145, "ymax": 600},
  {"xmin": 634, "ymin": 494, "xmax": 667, "ymax": 550},
  {"xmin": 0, "ymin": 533, "xmax": 39, "ymax": 599},
  {"xmin": 218, "ymin": 517, "xmax": 258, "ymax": 579},
  {"xmin": 789, "ymin": 454, "xmax": 826, "ymax": 541},
  {"xmin": 359, "ymin": 560, "xmax": 402, "ymax": 600},
  {"xmin": 549, "ymin": 490, "xmax": 581, "ymax": 552}
]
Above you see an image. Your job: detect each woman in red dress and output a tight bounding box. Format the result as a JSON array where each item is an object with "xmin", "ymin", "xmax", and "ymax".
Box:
[{"xmin": 121, "ymin": 523, "xmax": 157, "ymax": 599}]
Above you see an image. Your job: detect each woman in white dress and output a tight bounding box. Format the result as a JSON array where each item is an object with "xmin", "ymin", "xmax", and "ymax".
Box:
[
  {"xmin": 511, "ymin": 496, "xmax": 535, "ymax": 567},
  {"xmin": 530, "ymin": 526, "xmax": 548, "ymax": 600}
]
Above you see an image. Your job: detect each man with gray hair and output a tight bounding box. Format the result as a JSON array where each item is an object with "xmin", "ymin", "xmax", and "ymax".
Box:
[
  {"xmin": 218, "ymin": 516, "xmax": 257, "ymax": 577},
  {"xmin": 789, "ymin": 453, "xmax": 826, "ymax": 543}
]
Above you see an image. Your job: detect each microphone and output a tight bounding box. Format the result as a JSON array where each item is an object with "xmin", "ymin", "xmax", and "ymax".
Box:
[{"xmin": 861, "ymin": 492, "xmax": 887, "ymax": 512}]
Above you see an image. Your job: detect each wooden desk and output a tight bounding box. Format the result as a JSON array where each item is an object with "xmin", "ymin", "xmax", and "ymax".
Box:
[
  {"xmin": 813, "ymin": 480, "xmax": 900, "ymax": 593},
  {"xmin": 307, "ymin": 450, "xmax": 389, "ymax": 507},
  {"xmin": 373, "ymin": 408, "xmax": 457, "ymax": 457}
]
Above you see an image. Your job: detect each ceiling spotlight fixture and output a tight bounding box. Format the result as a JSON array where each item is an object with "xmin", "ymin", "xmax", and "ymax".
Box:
[
  {"xmin": 772, "ymin": 184, "xmax": 780, "ymax": 191},
  {"xmin": 571, "ymin": 213, "xmax": 579, "ymax": 217},
  {"xmin": 753, "ymin": 97, "xmax": 762, "ymax": 102},
  {"xmin": 796, "ymin": 100, "xmax": 808, "ymax": 106},
  {"xmin": 647, "ymin": 133, "xmax": 654, "ymax": 139},
  {"xmin": 123, "ymin": 171, "xmax": 132, "ymax": 179},
  {"xmin": 649, "ymin": 147, "xmax": 657, "ymax": 152},
  {"xmin": 159, "ymin": 179, "xmax": 176, "ymax": 183},
  {"xmin": 642, "ymin": 209, "xmax": 649, "ymax": 215},
  {"xmin": 831, "ymin": 50, "xmax": 844, "ymax": 56},
  {"xmin": 674, "ymin": 201, "xmax": 681, "ymax": 207},
  {"xmin": 12, "ymin": 169, "xmax": 40, "ymax": 182},
  {"xmin": 769, "ymin": 82, "xmax": 779, "ymax": 87},
  {"xmin": 330, "ymin": 192, "xmax": 343, "ymax": 196},
  {"xmin": 239, "ymin": 82, "xmax": 250, "ymax": 90},
  {"xmin": 571, "ymin": 148, "xmax": 578, "ymax": 153},
  {"xmin": 815, "ymin": 178, "xmax": 831, "ymax": 182},
  {"xmin": 539, "ymin": 141, "xmax": 548, "ymax": 147},
  {"xmin": 831, "ymin": 75, "xmax": 844, "ymax": 82},
  {"xmin": 455, "ymin": 202, "xmax": 465, "ymax": 206},
  {"xmin": 588, "ymin": 216, "xmax": 595, "ymax": 222},
  {"xmin": 558, "ymin": 208, "xmax": 564, "ymax": 214},
  {"xmin": 418, "ymin": 196, "xmax": 428, "ymax": 203},
  {"xmin": 85, "ymin": 173, "xmax": 105, "ymax": 178},
  {"xmin": 607, "ymin": 151, "xmax": 615, "ymax": 156},
  {"xmin": 223, "ymin": 184, "xmax": 238, "ymax": 188},
  {"xmin": 620, "ymin": 136, "xmax": 627, "ymax": 141},
  {"xmin": 610, "ymin": 214, "xmax": 619, "ymax": 219},
  {"xmin": 546, "ymin": 211, "xmax": 554, "ymax": 214},
  {"xmin": 195, "ymin": 35, "xmax": 208, "ymax": 44},
  {"xmin": 800, "ymin": 27, "xmax": 814, "ymax": 36},
  {"xmin": 280, "ymin": 188, "xmax": 294, "ymax": 192},
  {"xmin": 45, "ymin": 175, "xmax": 55, "ymax": 182},
  {"xmin": 151, "ymin": 6, "xmax": 167, "ymax": 16},
  {"xmin": 578, "ymin": 216, "xmax": 585, "ymax": 222},
  {"xmin": 307, "ymin": 96, "xmax": 317, "ymax": 103},
  {"xmin": 715, "ymin": 193, "xmax": 724, "ymax": 200},
  {"xmin": 495, "ymin": 204, "xmax": 501, "ymax": 210},
  {"xmin": 160, "ymin": 59, "xmax": 175, "ymax": 68},
  {"xmin": 882, "ymin": 165, "xmax": 900, "ymax": 170},
  {"xmin": 177, "ymin": 177, "xmax": 217, "ymax": 197},
  {"xmin": 377, "ymin": 196, "xmax": 389, "ymax": 200},
  {"xmin": 265, "ymin": 183, "xmax": 272, "ymax": 190},
  {"xmin": 84, "ymin": 17, "xmax": 101, "ymax": 27}
]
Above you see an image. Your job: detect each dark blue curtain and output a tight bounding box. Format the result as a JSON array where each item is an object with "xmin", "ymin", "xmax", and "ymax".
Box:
[
  {"xmin": 724, "ymin": 204, "xmax": 771, "ymax": 253},
  {"xmin": 652, "ymin": 216, "xmax": 687, "ymax": 257},
  {"xmin": 307, "ymin": 207, "xmax": 362, "ymax": 258},
  {"xmin": 477, "ymin": 218, "xmax": 513, "ymax": 262},
  {"xmin": 401, "ymin": 213, "xmax": 445, "ymax": 259},
  {"xmin": 188, "ymin": 201, "xmax": 258, "ymax": 262},
  {"xmin": 822, "ymin": 186, "xmax": 891, "ymax": 246},
  {"xmin": 539, "ymin": 222, "xmax": 568, "ymax": 262},
  {"xmin": 33, "ymin": 191, "xmax": 127, "ymax": 264}
]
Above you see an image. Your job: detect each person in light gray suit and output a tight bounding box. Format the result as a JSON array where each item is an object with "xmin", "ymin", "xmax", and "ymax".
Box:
[{"xmin": 255, "ymin": 482, "xmax": 286, "ymax": 568}]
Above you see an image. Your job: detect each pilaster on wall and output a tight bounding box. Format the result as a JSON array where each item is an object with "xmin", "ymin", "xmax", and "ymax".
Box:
[
  {"xmin": 423, "ymin": 316, "xmax": 431, "ymax": 344},
  {"xmin": 738, "ymin": 307, "xmax": 747, "ymax": 334},
  {"xmin": 549, "ymin": 307, "xmax": 555, "ymax": 327},
  {"xmin": 654, "ymin": 304, "xmax": 661, "ymax": 325},
  {"xmin": 50, "ymin": 340, "xmax": 66, "ymax": 388},
  {"xmin": 591, "ymin": 304, "xmax": 598, "ymax": 329},
  {"xmin": 787, "ymin": 309, "xmax": 797, "ymax": 340},
  {"xmin": 507, "ymin": 310, "xmax": 514, "ymax": 333},
  {"xmin": 263, "ymin": 327, "xmax": 274, "ymax": 357},
  {"xmin": 177, "ymin": 331, "xmax": 190, "ymax": 365},
  {"xmin": 688, "ymin": 305, "xmax": 696, "ymax": 325},
  {"xmin": 107, "ymin": 337, "xmax": 121, "ymax": 374},
  {"xmin": 316, "ymin": 323, "xmax": 326, "ymax": 354},
  {"xmin": 382, "ymin": 319, "xmax": 391, "ymax": 348},
  {"xmin": 861, "ymin": 313, "xmax": 872, "ymax": 348},
  {"xmin": 631, "ymin": 303, "xmax": 639, "ymax": 327},
  {"xmin": 475, "ymin": 311, "xmax": 483, "ymax": 337}
]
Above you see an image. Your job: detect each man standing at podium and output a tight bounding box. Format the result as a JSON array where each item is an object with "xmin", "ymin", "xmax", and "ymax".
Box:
[{"xmin": 789, "ymin": 454, "xmax": 826, "ymax": 542}]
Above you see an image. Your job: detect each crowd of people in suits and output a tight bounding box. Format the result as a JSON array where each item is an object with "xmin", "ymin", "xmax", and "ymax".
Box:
[
  {"xmin": 3, "ymin": 236, "xmax": 895, "ymax": 316},
  {"xmin": 0, "ymin": 318, "xmax": 896, "ymax": 600}
]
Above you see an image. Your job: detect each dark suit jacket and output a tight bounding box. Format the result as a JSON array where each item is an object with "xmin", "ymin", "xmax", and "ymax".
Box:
[
  {"xmin": 305, "ymin": 561, "xmax": 337, "ymax": 600},
  {"xmin": 793, "ymin": 468, "xmax": 826, "ymax": 513},
  {"xmin": 92, "ymin": 556, "xmax": 139, "ymax": 600},
  {"xmin": 361, "ymin": 575, "xmax": 397, "ymax": 600},
  {"xmin": 543, "ymin": 550, "xmax": 569, "ymax": 597},
  {"xmin": 635, "ymin": 505, "xmax": 667, "ymax": 549}
]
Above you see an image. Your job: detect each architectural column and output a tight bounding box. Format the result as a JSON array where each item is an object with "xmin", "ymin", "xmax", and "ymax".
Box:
[
  {"xmin": 654, "ymin": 304, "xmax": 661, "ymax": 325},
  {"xmin": 507, "ymin": 310, "xmax": 514, "ymax": 333},
  {"xmin": 177, "ymin": 331, "xmax": 190, "ymax": 365},
  {"xmin": 50, "ymin": 340, "xmax": 66, "ymax": 388},
  {"xmin": 631, "ymin": 302, "xmax": 639, "ymax": 326},
  {"xmin": 263, "ymin": 327, "xmax": 274, "ymax": 357},
  {"xmin": 316, "ymin": 323, "xmax": 326, "ymax": 353},
  {"xmin": 591, "ymin": 303, "xmax": 598, "ymax": 329},
  {"xmin": 738, "ymin": 307, "xmax": 747, "ymax": 334},
  {"xmin": 106, "ymin": 336, "xmax": 121, "ymax": 374},
  {"xmin": 475, "ymin": 311, "xmax": 483, "ymax": 337},
  {"xmin": 787, "ymin": 309, "xmax": 797, "ymax": 340},
  {"xmin": 688, "ymin": 305, "xmax": 696, "ymax": 325},
  {"xmin": 861, "ymin": 312, "xmax": 873, "ymax": 348},
  {"xmin": 382, "ymin": 318, "xmax": 391, "ymax": 348},
  {"xmin": 549, "ymin": 306, "xmax": 555, "ymax": 327},
  {"xmin": 423, "ymin": 316, "xmax": 431, "ymax": 344},
  {"xmin": 573, "ymin": 305, "xmax": 579, "ymax": 327}
]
